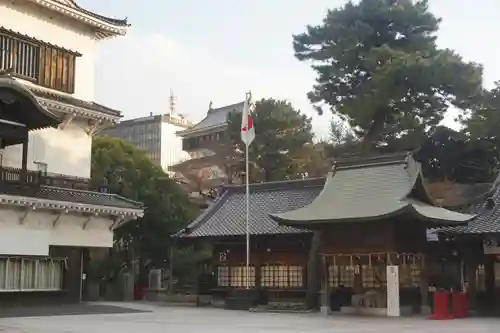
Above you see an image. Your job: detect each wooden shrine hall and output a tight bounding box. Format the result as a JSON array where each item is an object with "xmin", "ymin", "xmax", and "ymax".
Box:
[
  {"xmin": 176, "ymin": 177, "xmax": 324, "ymax": 299},
  {"xmin": 269, "ymin": 153, "xmax": 475, "ymax": 315}
]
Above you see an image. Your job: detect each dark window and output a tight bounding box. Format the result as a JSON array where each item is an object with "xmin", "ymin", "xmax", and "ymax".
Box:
[{"xmin": 0, "ymin": 31, "xmax": 77, "ymax": 94}]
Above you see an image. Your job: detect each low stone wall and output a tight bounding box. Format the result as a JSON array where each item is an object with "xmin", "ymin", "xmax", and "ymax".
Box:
[
  {"xmin": 143, "ymin": 291, "xmax": 212, "ymax": 305},
  {"xmin": 143, "ymin": 289, "xmax": 169, "ymax": 302},
  {"xmin": 340, "ymin": 305, "xmax": 413, "ymax": 316}
]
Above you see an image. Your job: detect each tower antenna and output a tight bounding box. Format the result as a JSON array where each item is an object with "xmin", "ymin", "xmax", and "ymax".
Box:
[{"xmin": 169, "ymin": 89, "xmax": 176, "ymax": 114}]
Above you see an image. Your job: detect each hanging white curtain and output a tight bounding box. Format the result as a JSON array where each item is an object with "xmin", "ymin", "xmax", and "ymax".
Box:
[
  {"xmin": 7, "ymin": 259, "xmax": 21, "ymax": 290},
  {"xmin": 0, "ymin": 259, "xmax": 6, "ymax": 290},
  {"xmin": 0, "ymin": 257, "xmax": 63, "ymax": 291}
]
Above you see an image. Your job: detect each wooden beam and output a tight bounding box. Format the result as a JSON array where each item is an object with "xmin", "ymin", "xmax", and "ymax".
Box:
[
  {"xmin": 109, "ymin": 215, "xmax": 123, "ymax": 230},
  {"xmin": 85, "ymin": 120, "xmax": 103, "ymax": 136},
  {"xmin": 18, "ymin": 206, "xmax": 33, "ymax": 224},
  {"xmin": 52, "ymin": 212, "xmax": 65, "ymax": 227},
  {"xmin": 58, "ymin": 113, "xmax": 76, "ymax": 130},
  {"xmin": 21, "ymin": 135, "xmax": 28, "ymax": 174},
  {"xmin": 82, "ymin": 215, "xmax": 93, "ymax": 229}
]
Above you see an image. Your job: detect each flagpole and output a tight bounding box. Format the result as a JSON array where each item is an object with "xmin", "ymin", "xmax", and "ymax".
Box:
[
  {"xmin": 245, "ymin": 92, "xmax": 251, "ymax": 290},
  {"xmin": 245, "ymin": 140, "xmax": 250, "ymax": 289}
]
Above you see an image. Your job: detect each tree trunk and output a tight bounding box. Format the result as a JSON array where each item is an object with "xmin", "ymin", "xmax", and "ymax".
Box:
[
  {"xmin": 305, "ymin": 230, "xmax": 322, "ymax": 309},
  {"xmin": 359, "ymin": 109, "xmax": 386, "ymax": 155}
]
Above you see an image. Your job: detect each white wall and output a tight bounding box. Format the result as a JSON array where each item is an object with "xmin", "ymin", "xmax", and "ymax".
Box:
[
  {"xmin": 0, "ymin": 0, "xmax": 96, "ymax": 101},
  {"xmin": 2, "ymin": 121, "xmax": 91, "ymax": 178},
  {"xmin": 160, "ymin": 122, "xmax": 190, "ymax": 173},
  {"xmin": 0, "ymin": 207, "xmax": 114, "ymax": 255}
]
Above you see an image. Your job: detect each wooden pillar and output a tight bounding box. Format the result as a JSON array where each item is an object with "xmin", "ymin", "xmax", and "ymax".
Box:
[
  {"xmin": 466, "ymin": 259, "xmax": 478, "ymax": 312},
  {"xmin": 255, "ymin": 263, "xmax": 261, "ymax": 291},
  {"xmin": 485, "ymin": 255, "xmax": 495, "ymax": 306},
  {"xmin": 320, "ymin": 256, "xmax": 331, "ymax": 315},
  {"xmin": 21, "ymin": 134, "xmax": 28, "ymax": 176},
  {"xmin": 419, "ymin": 255, "xmax": 430, "ymax": 314}
]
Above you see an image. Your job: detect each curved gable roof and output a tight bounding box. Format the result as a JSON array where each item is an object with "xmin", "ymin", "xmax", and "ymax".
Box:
[
  {"xmin": 43, "ymin": 0, "xmax": 128, "ymax": 27},
  {"xmin": 177, "ymin": 102, "xmax": 244, "ymax": 137},
  {"xmin": 270, "ymin": 152, "xmax": 474, "ymax": 226},
  {"xmin": 0, "ymin": 75, "xmax": 59, "ymax": 130}
]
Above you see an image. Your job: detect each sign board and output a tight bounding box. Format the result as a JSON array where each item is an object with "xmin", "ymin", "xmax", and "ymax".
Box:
[
  {"xmin": 426, "ymin": 229, "xmax": 439, "ymax": 242},
  {"xmin": 483, "ymin": 238, "xmax": 500, "ymax": 254},
  {"xmin": 219, "ymin": 251, "xmax": 227, "ymax": 262},
  {"xmin": 386, "ymin": 265, "xmax": 400, "ymax": 317}
]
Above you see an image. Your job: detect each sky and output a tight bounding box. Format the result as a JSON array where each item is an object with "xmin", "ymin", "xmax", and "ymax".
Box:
[{"xmin": 79, "ymin": 0, "xmax": 500, "ymax": 140}]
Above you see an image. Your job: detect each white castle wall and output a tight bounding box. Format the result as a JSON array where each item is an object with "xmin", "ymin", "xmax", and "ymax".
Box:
[{"xmin": 0, "ymin": 206, "xmax": 114, "ymax": 255}]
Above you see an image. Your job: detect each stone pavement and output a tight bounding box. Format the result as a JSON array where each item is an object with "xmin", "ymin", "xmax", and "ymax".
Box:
[
  {"xmin": 0, "ymin": 302, "xmax": 499, "ymax": 333},
  {"xmin": 0, "ymin": 303, "xmax": 149, "ymax": 318}
]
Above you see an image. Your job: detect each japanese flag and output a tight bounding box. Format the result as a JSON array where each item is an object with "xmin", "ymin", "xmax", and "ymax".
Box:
[{"xmin": 240, "ymin": 95, "xmax": 255, "ymax": 146}]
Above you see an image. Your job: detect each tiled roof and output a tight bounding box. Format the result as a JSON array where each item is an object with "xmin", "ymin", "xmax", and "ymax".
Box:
[
  {"xmin": 1, "ymin": 185, "xmax": 142, "ymax": 210},
  {"xmin": 439, "ymin": 174, "xmax": 500, "ymax": 235},
  {"xmin": 177, "ymin": 178, "xmax": 325, "ymax": 238},
  {"xmin": 270, "ymin": 152, "xmax": 474, "ymax": 226},
  {"xmin": 177, "ymin": 102, "xmax": 244, "ymax": 137},
  {"xmin": 0, "ymin": 74, "xmax": 60, "ymax": 130},
  {"xmin": 59, "ymin": 0, "xmax": 129, "ymax": 26},
  {"xmin": 29, "ymin": 87, "xmax": 121, "ymax": 117}
]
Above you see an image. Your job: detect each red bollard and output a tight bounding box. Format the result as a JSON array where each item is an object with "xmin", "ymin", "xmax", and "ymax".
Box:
[
  {"xmin": 451, "ymin": 292, "xmax": 467, "ymax": 318},
  {"xmin": 429, "ymin": 291, "xmax": 453, "ymax": 320},
  {"xmin": 134, "ymin": 284, "xmax": 144, "ymax": 300}
]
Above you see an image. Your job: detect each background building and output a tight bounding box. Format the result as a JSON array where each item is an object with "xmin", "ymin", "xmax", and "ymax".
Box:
[
  {"xmin": 102, "ymin": 93, "xmax": 192, "ymax": 174},
  {"xmin": 170, "ymin": 101, "xmax": 244, "ymax": 193}
]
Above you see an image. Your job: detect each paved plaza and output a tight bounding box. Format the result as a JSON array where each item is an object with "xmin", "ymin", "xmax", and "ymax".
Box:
[{"xmin": 0, "ymin": 303, "xmax": 499, "ymax": 333}]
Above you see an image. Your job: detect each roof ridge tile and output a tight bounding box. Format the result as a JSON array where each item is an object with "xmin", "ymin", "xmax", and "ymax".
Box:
[{"xmin": 333, "ymin": 152, "xmax": 410, "ymax": 170}]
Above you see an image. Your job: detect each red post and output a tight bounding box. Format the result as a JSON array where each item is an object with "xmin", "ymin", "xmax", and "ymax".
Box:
[
  {"xmin": 451, "ymin": 292, "xmax": 467, "ymax": 318},
  {"xmin": 134, "ymin": 284, "xmax": 144, "ymax": 300},
  {"xmin": 429, "ymin": 291, "xmax": 453, "ymax": 320}
]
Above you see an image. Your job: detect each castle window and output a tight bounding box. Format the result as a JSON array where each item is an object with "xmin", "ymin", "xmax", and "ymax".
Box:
[{"xmin": 0, "ymin": 28, "xmax": 79, "ymax": 94}]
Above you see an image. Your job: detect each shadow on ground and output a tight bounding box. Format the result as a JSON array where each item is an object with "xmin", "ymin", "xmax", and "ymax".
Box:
[{"xmin": 0, "ymin": 303, "xmax": 150, "ymax": 318}]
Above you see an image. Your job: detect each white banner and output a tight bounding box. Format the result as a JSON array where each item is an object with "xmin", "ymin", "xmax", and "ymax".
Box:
[{"xmin": 386, "ymin": 265, "xmax": 400, "ymax": 317}]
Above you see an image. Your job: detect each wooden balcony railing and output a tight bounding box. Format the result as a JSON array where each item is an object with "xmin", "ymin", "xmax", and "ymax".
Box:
[
  {"xmin": 0, "ymin": 29, "xmax": 78, "ymax": 94},
  {"xmin": 0, "ymin": 167, "xmax": 41, "ymax": 185},
  {"xmin": 42, "ymin": 172, "xmax": 89, "ymax": 190},
  {"xmin": 0, "ymin": 166, "xmax": 90, "ymax": 192}
]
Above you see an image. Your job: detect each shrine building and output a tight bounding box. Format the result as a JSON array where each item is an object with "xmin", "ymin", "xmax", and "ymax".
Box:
[{"xmin": 177, "ymin": 152, "xmax": 480, "ymax": 316}]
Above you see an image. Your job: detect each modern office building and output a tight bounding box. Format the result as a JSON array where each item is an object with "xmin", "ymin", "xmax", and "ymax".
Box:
[{"xmin": 101, "ymin": 94, "xmax": 192, "ymax": 174}]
